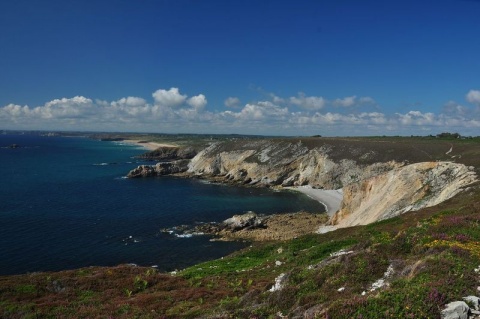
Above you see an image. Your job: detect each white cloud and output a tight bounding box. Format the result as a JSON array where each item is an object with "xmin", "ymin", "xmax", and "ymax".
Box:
[
  {"xmin": 395, "ymin": 111, "xmax": 436, "ymax": 125},
  {"xmin": 224, "ymin": 97, "xmax": 241, "ymax": 108},
  {"xmin": 443, "ymin": 101, "xmax": 469, "ymax": 116},
  {"xmin": 359, "ymin": 97, "xmax": 376, "ymax": 105},
  {"xmin": 333, "ymin": 96, "xmax": 357, "ymax": 107},
  {"xmin": 466, "ymin": 89, "xmax": 480, "ymax": 106},
  {"xmin": 152, "ymin": 87, "xmax": 187, "ymax": 107},
  {"xmin": 270, "ymin": 94, "xmax": 285, "ymax": 104},
  {"xmin": 187, "ymin": 94, "xmax": 207, "ymax": 109},
  {"xmin": 2, "ymin": 88, "xmax": 480, "ymax": 136},
  {"xmin": 32, "ymin": 96, "xmax": 94, "ymax": 119},
  {"xmin": 111, "ymin": 96, "xmax": 147, "ymax": 108},
  {"xmin": 222, "ymin": 101, "xmax": 288, "ymax": 121},
  {"xmin": 290, "ymin": 92, "xmax": 326, "ymax": 110},
  {"xmin": 1, "ymin": 104, "xmax": 29, "ymax": 117}
]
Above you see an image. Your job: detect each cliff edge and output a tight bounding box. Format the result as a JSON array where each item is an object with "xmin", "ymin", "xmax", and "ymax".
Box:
[{"xmin": 127, "ymin": 137, "xmax": 478, "ymax": 228}]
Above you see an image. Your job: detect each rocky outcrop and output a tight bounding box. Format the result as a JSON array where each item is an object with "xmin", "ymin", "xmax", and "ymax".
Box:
[
  {"xmin": 161, "ymin": 211, "xmax": 328, "ymax": 241},
  {"xmin": 441, "ymin": 300, "xmax": 477, "ymax": 319},
  {"xmin": 127, "ymin": 138, "xmax": 478, "ymax": 228},
  {"xmin": 222, "ymin": 211, "xmax": 264, "ymax": 231},
  {"xmin": 186, "ymin": 140, "xmax": 400, "ymax": 189},
  {"xmin": 330, "ymin": 161, "xmax": 477, "ymax": 227},
  {"xmin": 127, "ymin": 160, "xmax": 189, "ymax": 178}
]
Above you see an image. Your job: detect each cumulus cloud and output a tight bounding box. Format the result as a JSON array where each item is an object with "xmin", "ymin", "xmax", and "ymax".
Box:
[
  {"xmin": 333, "ymin": 96, "xmax": 357, "ymax": 107},
  {"xmin": 224, "ymin": 97, "xmax": 241, "ymax": 108},
  {"xmin": 222, "ymin": 101, "xmax": 288, "ymax": 121},
  {"xmin": 152, "ymin": 87, "xmax": 187, "ymax": 107},
  {"xmin": 2, "ymin": 104, "xmax": 29, "ymax": 117},
  {"xmin": 2, "ymin": 88, "xmax": 480, "ymax": 136},
  {"xmin": 289, "ymin": 92, "xmax": 326, "ymax": 110},
  {"xmin": 32, "ymin": 96, "xmax": 94, "ymax": 119},
  {"xmin": 466, "ymin": 89, "xmax": 480, "ymax": 106},
  {"xmin": 395, "ymin": 111, "xmax": 436, "ymax": 125},
  {"xmin": 187, "ymin": 94, "xmax": 207, "ymax": 109}
]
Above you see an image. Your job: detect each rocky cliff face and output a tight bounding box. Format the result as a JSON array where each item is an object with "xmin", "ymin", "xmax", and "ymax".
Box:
[
  {"xmin": 127, "ymin": 159, "xmax": 190, "ymax": 178},
  {"xmin": 127, "ymin": 138, "xmax": 478, "ymax": 227},
  {"xmin": 330, "ymin": 161, "xmax": 477, "ymax": 227},
  {"xmin": 186, "ymin": 140, "xmax": 401, "ymax": 189}
]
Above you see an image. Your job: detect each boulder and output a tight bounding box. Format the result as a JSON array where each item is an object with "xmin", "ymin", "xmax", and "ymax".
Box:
[
  {"xmin": 463, "ymin": 296, "xmax": 480, "ymax": 311},
  {"xmin": 222, "ymin": 211, "xmax": 263, "ymax": 231},
  {"xmin": 441, "ymin": 301, "xmax": 470, "ymax": 319}
]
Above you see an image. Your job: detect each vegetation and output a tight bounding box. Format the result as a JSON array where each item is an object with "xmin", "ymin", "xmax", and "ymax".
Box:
[
  {"xmin": 1, "ymin": 134, "xmax": 480, "ymax": 318},
  {"xmin": 1, "ymin": 184, "xmax": 479, "ymax": 318}
]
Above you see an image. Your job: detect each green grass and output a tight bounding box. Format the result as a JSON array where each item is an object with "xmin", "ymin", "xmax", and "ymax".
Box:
[
  {"xmin": 1, "ymin": 188, "xmax": 479, "ymax": 318},
  {"xmin": 1, "ymin": 134, "xmax": 479, "ymax": 317}
]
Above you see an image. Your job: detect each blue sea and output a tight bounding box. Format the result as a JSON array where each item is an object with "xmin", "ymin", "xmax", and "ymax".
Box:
[{"xmin": 0, "ymin": 134, "xmax": 324, "ymax": 276}]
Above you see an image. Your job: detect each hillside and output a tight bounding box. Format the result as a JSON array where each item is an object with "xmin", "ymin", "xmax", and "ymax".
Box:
[{"xmin": 2, "ymin": 135, "xmax": 480, "ymax": 318}]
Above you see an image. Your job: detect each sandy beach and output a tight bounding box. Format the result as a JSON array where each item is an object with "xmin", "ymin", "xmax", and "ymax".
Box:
[
  {"xmin": 122, "ymin": 139, "xmax": 176, "ymax": 151},
  {"xmin": 287, "ymin": 185, "xmax": 343, "ymax": 216}
]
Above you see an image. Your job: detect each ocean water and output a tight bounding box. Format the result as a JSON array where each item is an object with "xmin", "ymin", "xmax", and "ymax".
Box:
[{"xmin": 0, "ymin": 134, "xmax": 325, "ymax": 276}]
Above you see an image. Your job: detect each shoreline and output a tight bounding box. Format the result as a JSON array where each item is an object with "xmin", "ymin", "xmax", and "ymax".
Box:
[
  {"xmin": 287, "ymin": 185, "xmax": 343, "ymax": 217},
  {"xmin": 122, "ymin": 139, "xmax": 177, "ymax": 151}
]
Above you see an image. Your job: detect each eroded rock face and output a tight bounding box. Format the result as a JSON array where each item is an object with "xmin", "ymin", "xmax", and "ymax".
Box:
[
  {"xmin": 127, "ymin": 138, "xmax": 478, "ymax": 228},
  {"xmin": 187, "ymin": 141, "xmax": 400, "ymax": 189},
  {"xmin": 127, "ymin": 160, "xmax": 189, "ymax": 178},
  {"xmin": 330, "ymin": 161, "xmax": 477, "ymax": 227}
]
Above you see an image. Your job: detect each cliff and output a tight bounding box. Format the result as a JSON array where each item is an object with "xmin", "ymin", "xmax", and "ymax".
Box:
[
  {"xmin": 186, "ymin": 139, "xmax": 401, "ymax": 189},
  {"xmin": 127, "ymin": 137, "xmax": 478, "ymax": 227},
  {"xmin": 330, "ymin": 161, "xmax": 478, "ymax": 227}
]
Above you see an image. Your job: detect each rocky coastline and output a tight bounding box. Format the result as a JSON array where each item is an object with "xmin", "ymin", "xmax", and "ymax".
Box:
[
  {"xmin": 161, "ymin": 211, "xmax": 329, "ymax": 242},
  {"xmin": 127, "ymin": 138, "xmax": 478, "ymax": 232}
]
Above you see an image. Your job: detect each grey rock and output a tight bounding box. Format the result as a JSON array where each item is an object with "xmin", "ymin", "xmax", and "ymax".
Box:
[
  {"xmin": 441, "ymin": 301, "xmax": 470, "ymax": 319},
  {"xmin": 222, "ymin": 211, "xmax": 264, "ymax": 231},
  {"xmin": 463, "ymin": 296, "xmax": 480, "ymax": 311},
  {"xmin": 127, "ymin": 160, "xmax": 189, "ymax": 178}
]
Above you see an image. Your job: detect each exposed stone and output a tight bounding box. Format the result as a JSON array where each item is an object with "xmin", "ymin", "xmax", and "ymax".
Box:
[
  {"xmin": 464, "ymin": 296, "xmax": 480, "ymax": 311},
  {"xmin": 128, "ymin": 138, "xmax": 478, "ymax": 229},
  {"xmin": 269, "ymin": 273, "xmax": 287, "ymax": 292},
  {"xmin": 127, "ymin": 160, "xmax": 189, "ymax": 178},
  {"xmin": 222, "ymin": 211, "xmax": 263, "ymax": 231},
  {"xmin": 330, "ymin": 162, "xmax": 477, "ymax": 227},
  {"xmin": 441, "ymin": 301, "xmax": 470, "ymax": 319}
]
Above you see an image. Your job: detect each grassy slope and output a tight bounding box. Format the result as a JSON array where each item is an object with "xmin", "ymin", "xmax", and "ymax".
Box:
[{"xmin": 1, "ymin": 136, "xmax": 480, "ymax": 318}]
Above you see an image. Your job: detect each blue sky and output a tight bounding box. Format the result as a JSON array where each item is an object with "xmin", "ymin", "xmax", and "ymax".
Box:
[{"xmin": 1, "ymin": 0, "xmax": 479, "ymax": 136}]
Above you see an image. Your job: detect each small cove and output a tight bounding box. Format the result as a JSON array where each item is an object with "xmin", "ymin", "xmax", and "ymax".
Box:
[{"xmin": 0, "ymin": 134, "xmax": 325, "ymax": 275}]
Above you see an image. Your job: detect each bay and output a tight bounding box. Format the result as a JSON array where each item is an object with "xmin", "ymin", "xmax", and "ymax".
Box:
[{"xmin": 0, "ymin": 134, "xmax": 324, "ymax": 275}]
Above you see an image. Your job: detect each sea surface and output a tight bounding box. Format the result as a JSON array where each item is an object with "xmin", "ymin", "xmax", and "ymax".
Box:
[{"xmin": 0, "ymin": 134, "xmax": 325, "ymax": 276}]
